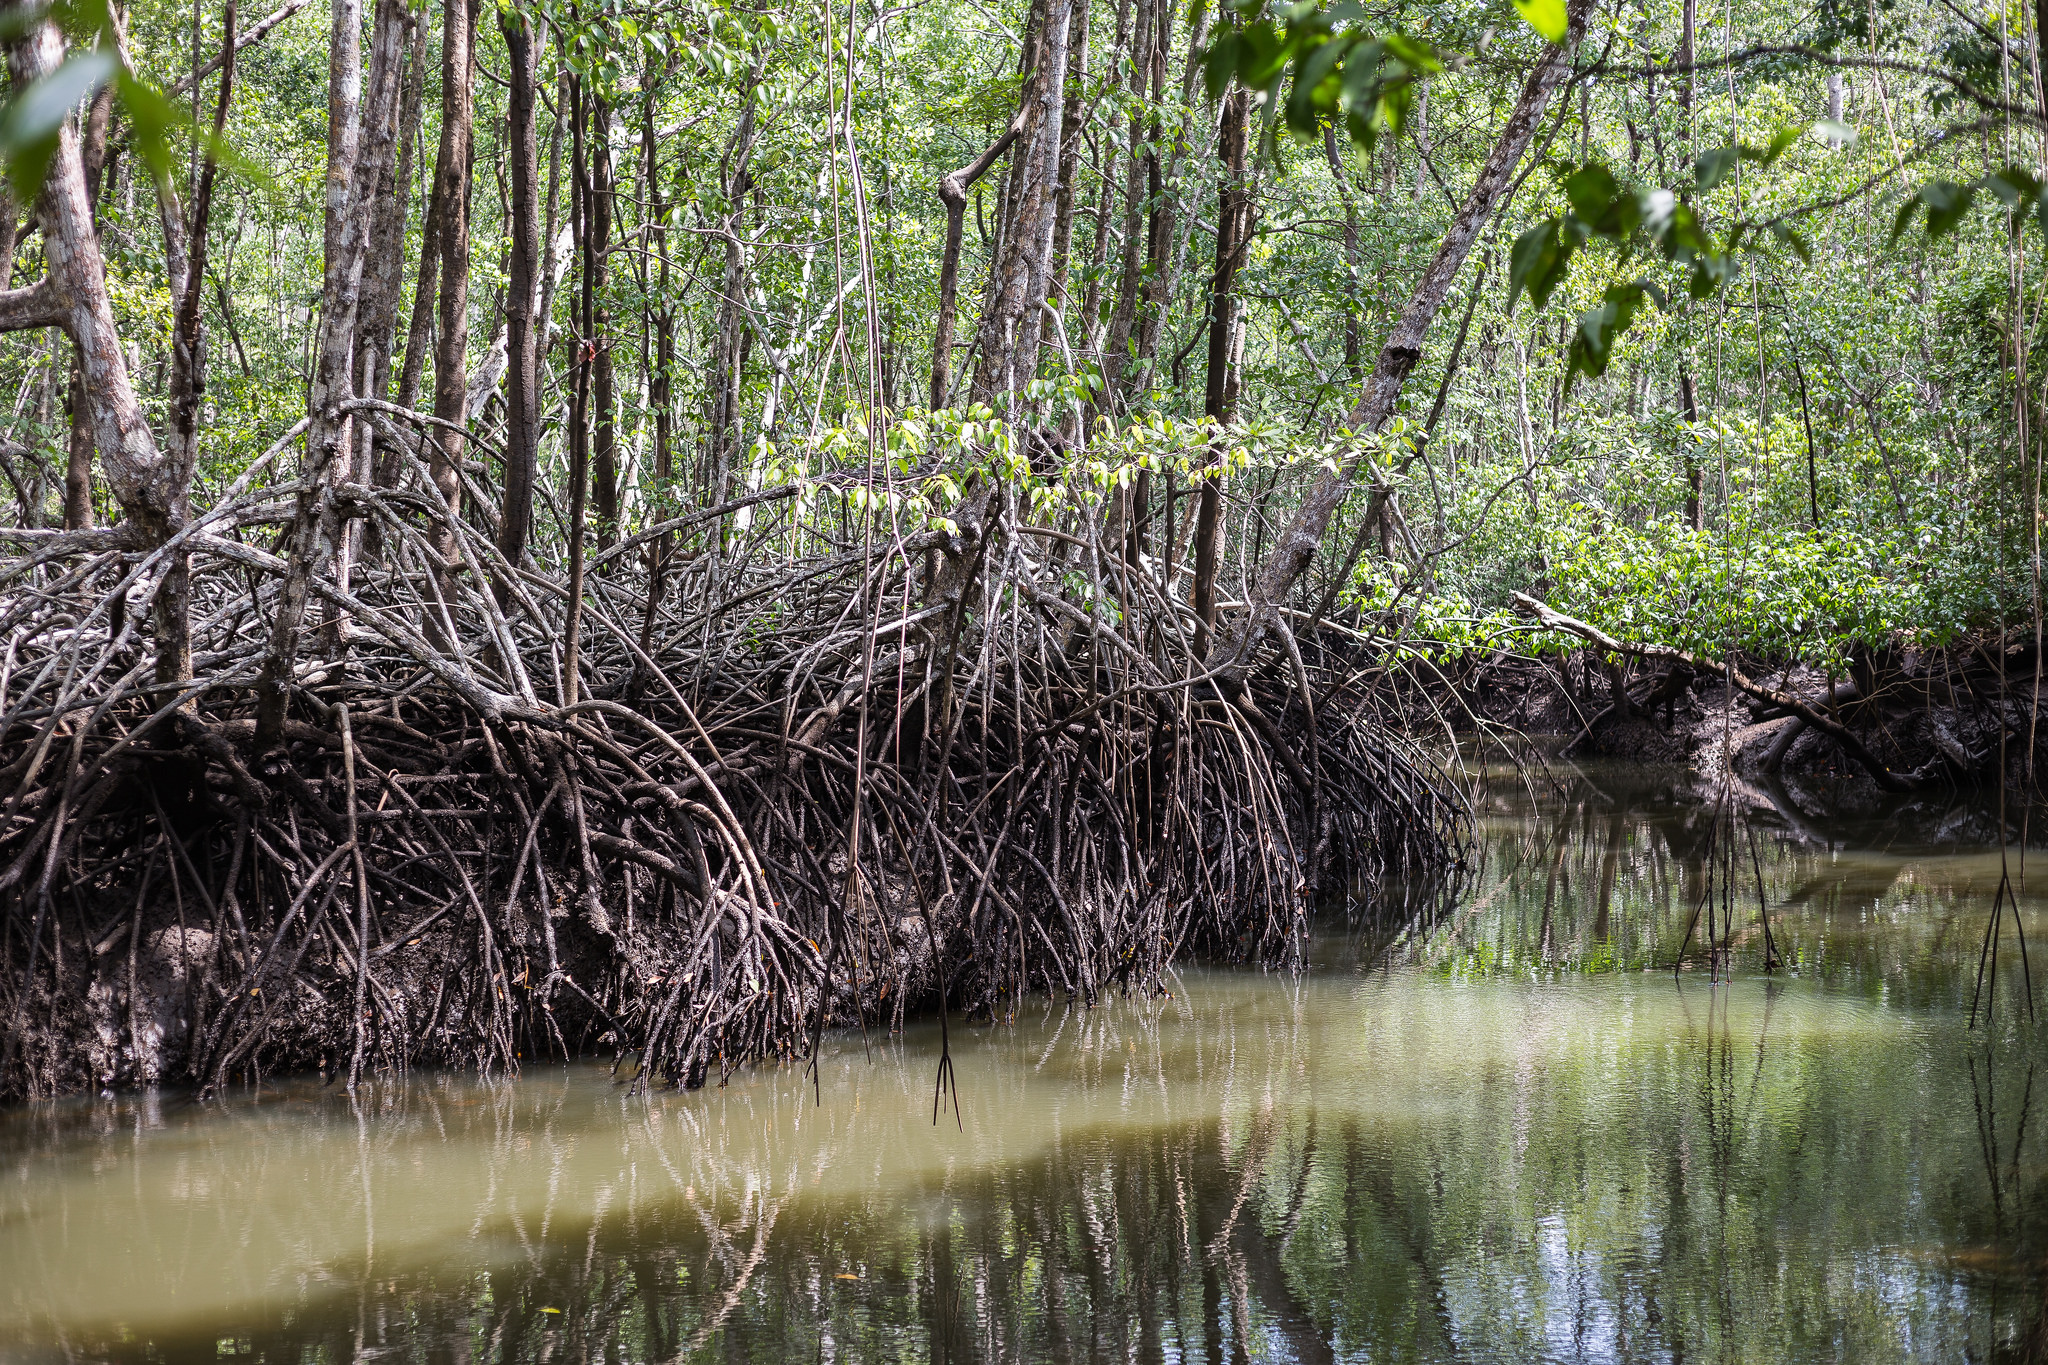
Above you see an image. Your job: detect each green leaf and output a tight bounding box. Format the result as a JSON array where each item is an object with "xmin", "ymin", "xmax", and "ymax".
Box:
[
  {"xmin": 1563, "ymin": 162, "xmax": 1641, "ymax": 238},
  {"xmin": 1513, "ymin": 0, "xmax": 1568, "ymax": 42},
  {"xmin": 1688, "ymin": 252, "xmax": 1734, "ymax": 299},
  {"xmin": 1766, "ymin": 220, "xmax": 1811, "ymax": 264},
  {"xmin": 1203, "ymin": 29, "xmax": 1244, "ymax": 97},
  {"xmin": 1812, "ymin": 118, "xmax": 1857, "ymax": 147},
  {"xmin": 1755, "ymin": 125, "xmax": 1801, "ymax": 167},
  {"xmin": 0, "ymin": 51, "xmax": 115, "ymax": 203},
  {"xmin": 1890, "ymin": 195, "xmax": 1923, "ymax": 244},
  {"xmin": 1694, "ymin": 144, "xmax": 1739, "ymax": 192},
  {"xmin": 1981, "ymin": 165, "xmax": 2040, "ymax": 210},
  {"xmin": 1896, "ymin": 179, "xmax": 1976, "ymax": 240},
  {"xmin": 1508, "ymin": 216, "xmax": 1582, "ymax": 311},
  {"xmin": 1285, "ymin": 33, "xmax": 1349, "ymax": 136}
]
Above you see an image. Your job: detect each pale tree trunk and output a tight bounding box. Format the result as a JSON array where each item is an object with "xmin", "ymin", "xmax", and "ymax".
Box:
[
  {"xmin": 1207, "ymin": 0, "xmax": 1592, "ymax": 683},
  {"xmin": 323, "ymin": 0, "xmax": 406, "ymax": 637},
  {"xmin": 1, "ymin": 6, "xmax": 184, "ymax": 682},
  {"xmin": 929, "ymin": 106, "xmax": 1024, "ymax": 410},
  {"xmin": 925, "ymin": 0, "xmax": 1074, "ymax": 620},
  {"xmin": 1046, "ymin": 0, "xmax": 1090, "ymax": 316},
  {"xmin": 706, "ymin": 91, "xmax": 757, "ymax": 502},
  {"xmin": 563, "ymin": 72, "xmax": 595, "ymax": 705},
  {"xmin": 1676, "ymin": 0, "xmax": 1701, "ymax": 529},
  {"xmin": 392, "ymin": 5, "xmax": 442, "ymax": 423},
  {"xmin": 496, "ymin": 0, "xmax": 540, "ymax": 574},
  {"xmin": 1101, "ymin": 0, "xmax": 1154, "ymax": 410},
  {"xmin": 968, "ymin": 0, "xmax": 1075, "ymax": 405},
  {"xmin": 253, "ymin": 0, "xmax": 407, "ymax": 744}
]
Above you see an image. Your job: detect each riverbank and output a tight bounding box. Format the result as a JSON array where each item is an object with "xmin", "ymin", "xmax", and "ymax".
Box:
[
  {"xmin": 4, "ymin": 763, "xmax": 2042, "ymax": 1364},
  {"xmin": 1442, "ymin": 638, "xmax": 2043, "ymax": 808}
]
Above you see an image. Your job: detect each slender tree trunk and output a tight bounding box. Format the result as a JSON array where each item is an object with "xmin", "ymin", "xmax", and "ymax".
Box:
[
  {"xmin": 707, "ymin": 92, "xmax": 758, "ymax": 500},
  {"xmin": 930, "ymin": 108, "xmax": 1026, "ymax": 410},
  {"xmin": 1676, "ymin": 0, "xmax": 1702, "ymax": 531},
  {"xmin": 968, "ymin": 0, "xmax": 1075, "ymax": 405},
  {"xmin": 496, "ymin": 0, "xmax": 541, "ymax": 574},
  {"xmin": 1047, "ymin": 0, "xmax": 1090, "ymax": 316},
  {"xmin": 157, "ymin": 0, "xmax": 237, "ymax": 700},
  {"xmin": 426, "ymin": 0, "xmax": 477, "ymax": 640},
  {"xmin": 1680, "ymin": 370, "xmax": 1702, "ymax": 529},
  {"xmin": 364, "ymin": 3, "xmax": 425, "ymax": 505},
  {"xmin": 1190, "ymin": 84, "xmax": 1249, "ymax": 658},
  {"xmin": 564, "ymin": 73, "xmax": 594, "ymax": 706},
  {"xmin": 321, "ymin": 0, "xmax": 408, "ymax": 644},
  {"xmin": 636, "ymin": 63, "xmax": 674, "ymax": 676},
  {"xmin": 1323, "ymin": 127, "xmax": 1363, "ymax": 383},
  {"xmin": 252, "ymin": 0, "xmax": 374, "ymax": 742},
  {"xmin": 1208, "ymin": 0, "xmax": 1592, "ymax": 681},
  {"xmin": 62, "ymin": 360, "xmax": 92, "ymax": 530},
  {"xmin": 393, "ymin": 22, "xmax": 442, "ymax": 422},
  {"xmin": 589, "ymin": 94, "xmax": 620, "ymax": 548},
  {"xmin": 1101, "ymin": 0, "xmax": 1152, "ymax": 408}
]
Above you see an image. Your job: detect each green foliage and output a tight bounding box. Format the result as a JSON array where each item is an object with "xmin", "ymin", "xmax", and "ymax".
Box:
[{"xmin": 1202, "ymin": 0, "xmax": 1441, "ymax": 151}]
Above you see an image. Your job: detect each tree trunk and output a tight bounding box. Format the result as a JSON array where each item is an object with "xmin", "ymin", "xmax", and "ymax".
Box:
[
  {"xmin": 496, "ymin": 0, "xmax": 540, "ymax": 574},
  {"xmin": 1190, "ymin": 84, "xmax": 1250, "ymax": 658},
  {"xmin": 1046, "ymin": 0, "xmax": 1090, "ymax": 318},
  {"xmin": 158, "ymin": 0, "xmax": 238, "ymax": 700},
  {"xmin": 1207, "ymin": 0, "xmax": 1592, "ymax": 682},
  {"xmin": 426, "ymin": 0, "xmax": 477, "ymax": 639},
  {"xmin": 1680, "ymin": 369, "xmax": 1702, "ymax": 529},
  {"xmin": 253, "ymin": 0, "xmax": 408, "ymax": 741},
  {"xmin": 1100, "ymin": 0, "xmax": 1151, "ymax": 409},
  {"xmin": 322, "ymin": 0, "xmax": 407, "ymax": 640},
  {"xmin": 968, "ymin": 0, "xmax": 1075, "ymax": 406},
  {"xmin": 563, "ymin": 72, "xmax": 595, "ymax": 706},
  {"xmin": 363, "ymin": 1, "xmax": 425, "ymax": 505},
  {"xmin": 929, "ymin": 109, "xmax": 1025, "ymax": 410},
  {"xmin": 589, "ymin": 93, "xmax": 620, "ymax": 548},
  {"xmin": 62, "ymin": 358, "xmax": 91, "ymax": 530},
  {"xmin": 706, "ymin": 93, "xmax": 757, "ymax": 501},
  {"xmin": 635, "ymin": 62, "xmax": 674, "ymax": 677},
  {"xmin": 1323, "ymin": 127, "xmax": 1363, "ymax": 384},
  {"xmin": 4, "ymin": 5, "xmax": 186, "ymax": 682}
]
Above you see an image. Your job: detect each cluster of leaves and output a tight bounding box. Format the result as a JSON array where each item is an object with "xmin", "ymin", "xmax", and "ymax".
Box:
[
  {"xmin": 1546, "ymin": 517, "xmax": 1926, "ymax": 668},
  {"xmin": 1200, "ymin": 0, "xmax": 1444, "ymax": 150},
  {"xmin": 1198, "ymin": 0, "xmax": 1572, "ymax": 157},
  {"xmin": 1506, "ymin": 131, "xmax": 1836, "ymax": 387},
  {"xmin": 1891, "ymin": 165, "xmax": 2048, "ymax": 244}
]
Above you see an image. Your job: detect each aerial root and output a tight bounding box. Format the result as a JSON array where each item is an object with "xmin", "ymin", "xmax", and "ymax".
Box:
[{"xmin": 0, "ymin": 474, "xmax": 1467, "ymax": 1099}]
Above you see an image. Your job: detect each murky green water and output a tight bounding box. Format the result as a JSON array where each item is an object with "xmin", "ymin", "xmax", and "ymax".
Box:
[{"xmin": 6, "ymin": 765, "xmax": 2048, "ymax": 1363}]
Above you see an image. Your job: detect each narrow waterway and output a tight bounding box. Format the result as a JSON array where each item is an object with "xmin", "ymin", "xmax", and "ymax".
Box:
[{"xmin": 4, "ymin": 764, "xmax": 2046, "ymax": 1363}]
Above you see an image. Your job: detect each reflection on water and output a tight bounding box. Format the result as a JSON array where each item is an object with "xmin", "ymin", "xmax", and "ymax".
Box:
[{"xmin": 5, "ymin": 764, "xmax": 2048, "ymax": 1363}]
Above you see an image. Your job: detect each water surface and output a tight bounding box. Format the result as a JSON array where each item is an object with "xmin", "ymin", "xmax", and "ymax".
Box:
[{"xmin": 5, "ymin": 764, "xmax": 2047, "ymax": 1362}]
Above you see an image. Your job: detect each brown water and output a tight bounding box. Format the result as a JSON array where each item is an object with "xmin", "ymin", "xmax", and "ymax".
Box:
[{"xmin": 4, "ymin": 765, "xmax": 2047, "ymax": 1363}]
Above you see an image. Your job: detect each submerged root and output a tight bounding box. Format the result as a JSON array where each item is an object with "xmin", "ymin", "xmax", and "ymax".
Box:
[{"xmin": 0, "ymin": 471, "xmax": 1466, "ymax": 1100}]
